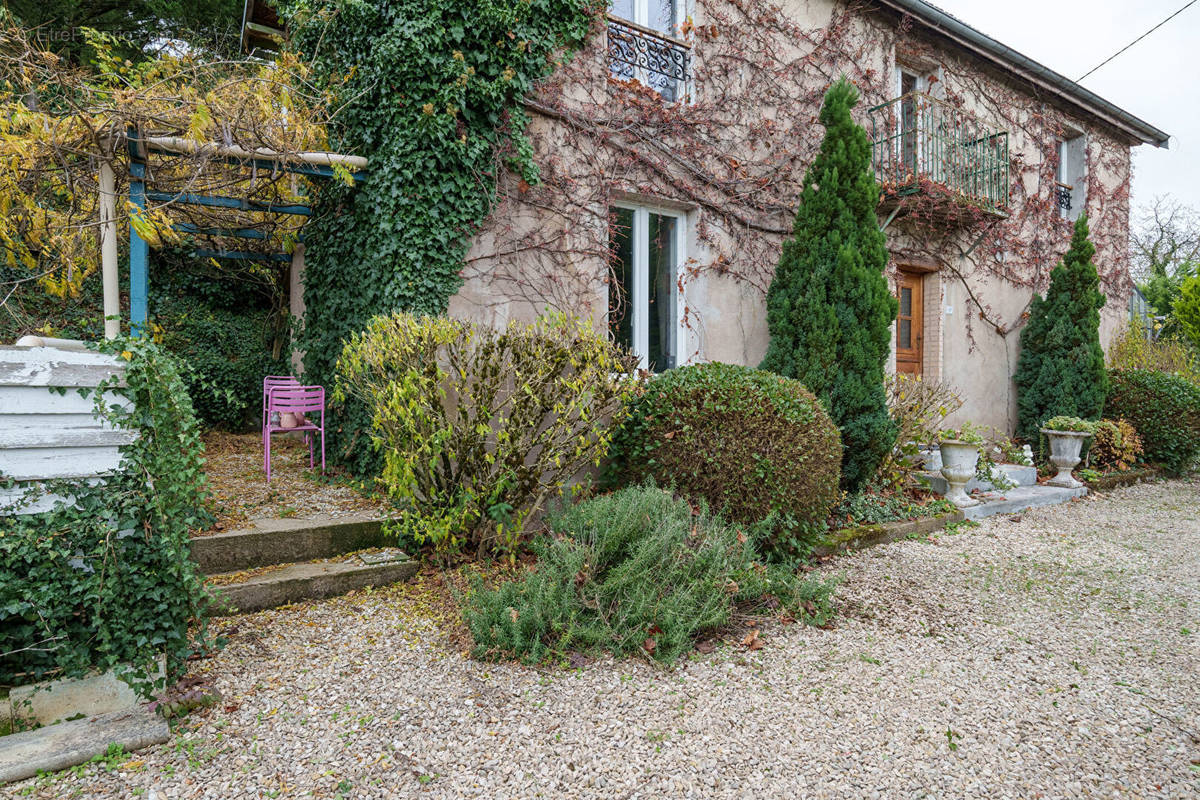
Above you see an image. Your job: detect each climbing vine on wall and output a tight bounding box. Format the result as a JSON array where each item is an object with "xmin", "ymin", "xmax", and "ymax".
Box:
[
  {"xmin": 457, "ymin": 0, "xmax": 1133, "ymax": 371},
  {"xmin": 279, "ymin": 0, "xmax": 602, "ymax": 474}
]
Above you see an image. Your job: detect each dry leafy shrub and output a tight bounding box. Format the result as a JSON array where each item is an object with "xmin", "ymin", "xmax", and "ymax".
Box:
[
  {"xmin": 1088, "ymin": 419, "xmax": 1144, "ymax": 472},
  {"xmin": 335, "ymin": 311, "xmax": 638, "ymax": 557},
  {"xmin": 876, "ymin": 374, "xmax": 964, "ymax": 487}
]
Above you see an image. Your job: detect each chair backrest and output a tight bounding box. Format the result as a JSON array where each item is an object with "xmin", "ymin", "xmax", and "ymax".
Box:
[
  {"xmin": 267, "ymin": 385, "xmax": 325, "ymax": 415},
  {"xmin": 263, "ymin": 375, "xmax": 299, "ymax": 398}
]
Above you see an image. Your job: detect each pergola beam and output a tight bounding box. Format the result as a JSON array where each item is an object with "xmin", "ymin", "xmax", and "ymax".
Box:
[
  {"xmin": 97, "ymin": 131, "xmax": 367, "ymax": 338},
  {"xmin": 146, "ymin": 190, "xmax": 313, "ymax": 216}
]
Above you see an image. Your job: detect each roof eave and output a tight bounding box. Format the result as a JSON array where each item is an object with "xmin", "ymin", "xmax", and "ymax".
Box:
[{"xmin": 876, "ymin": 0, "xmax": 1170, "ymax": 148}]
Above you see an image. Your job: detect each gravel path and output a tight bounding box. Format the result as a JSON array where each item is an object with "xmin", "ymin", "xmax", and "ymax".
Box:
[{"xmin": 9, "ymin": 479, "xmax": 1198, "ymax": 799}]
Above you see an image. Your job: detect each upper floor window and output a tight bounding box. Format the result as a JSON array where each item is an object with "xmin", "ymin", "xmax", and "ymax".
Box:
[
  {"xmin": 1055, "ymin": 134, "xmax": 1086, "ymax": 220},
  {"xmin": 608, "ymin": 202, "xmax": 686, "ymax": 372},
  {"xmin": 608, "ymin": 1, "xmax": 690, "ymax": 102},
  {"xmin": 868, "ymin": 64, "xmax": 1010, "ymax": 216}
]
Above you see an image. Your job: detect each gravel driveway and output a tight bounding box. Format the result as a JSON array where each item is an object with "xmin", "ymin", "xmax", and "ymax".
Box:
[{"xmin": 9, "ymin": 479, "xmax": 1199, "ymax": 799}]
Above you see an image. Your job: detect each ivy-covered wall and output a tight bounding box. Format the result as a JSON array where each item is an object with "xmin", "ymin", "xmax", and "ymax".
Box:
[{"xmin": 279, "ymin": 0, "xmax": 600, "ymax": 474}]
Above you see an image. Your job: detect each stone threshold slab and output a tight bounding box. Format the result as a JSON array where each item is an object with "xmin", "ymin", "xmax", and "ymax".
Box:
[
  {"xmin": 0, "ymin": 707, "xmax": 168, "ymax": 784},
  {"xmin": 961, "ymin": 485, "xmax": 1088, "ymax": 520}
]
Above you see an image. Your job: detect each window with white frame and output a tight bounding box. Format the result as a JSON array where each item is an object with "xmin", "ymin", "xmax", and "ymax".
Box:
[
  {"xmin": 608, "ymin": 203, "xmax": 686, "ymax": 372},
  {"xmin": 1055, "ymin": 133, "xmax": 1086, "ymax": 220},
  {"xmin": 607, "ymin": 0, "xmax": 690, "ymax": 101}
]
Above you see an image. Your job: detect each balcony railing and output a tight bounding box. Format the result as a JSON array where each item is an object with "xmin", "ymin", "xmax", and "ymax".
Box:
[
  {"xmin": 1055, "ymin": 181, "xmax": 1073, "ymax": 213},
  {"xmin": 868, "ymin": 92, "xmax": 1010, "ymax": 215},
  {"xmin": 607, "ymin": 16, "xmax": 690, "ymax": 102}
]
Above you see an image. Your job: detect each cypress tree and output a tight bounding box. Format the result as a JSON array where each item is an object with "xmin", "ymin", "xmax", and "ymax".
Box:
[
  {"xmin": 760, "ymin": 78, "xmax": 898, "ymax": 491},
  {"xmin": 1014, "ymin": 213, "xmax": 1108, "ymax": 441}
]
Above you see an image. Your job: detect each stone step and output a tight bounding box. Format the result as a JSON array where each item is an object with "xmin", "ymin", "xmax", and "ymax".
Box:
[
  {"xmin": 207, "ymin": 554, "xmax": 418, "ymax": 615},
  {"xmin": 961, "ymin": 485, "xmax": 1088, "ymax": 520},
  {"xmin": 920, "ymin": 463, "xmax": 1038, "ymax": 496},
  {"xmin": 190, "ymin": 513, "xmax": 387, "ymax": 574},
  {"xmin": 0, "ymin": 707, "xmax": 169, "ymax": 784}
]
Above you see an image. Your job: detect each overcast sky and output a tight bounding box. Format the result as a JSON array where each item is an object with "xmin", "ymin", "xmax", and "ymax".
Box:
[{"xmin": 931, "ymin": 0, "xmax": 1199, "ymax": 214}]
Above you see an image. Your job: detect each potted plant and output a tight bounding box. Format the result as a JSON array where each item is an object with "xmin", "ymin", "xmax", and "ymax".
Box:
[
  {"xmin": 937, "ymin": 423, "xmax": 986, "ymax": 508},
  {"xmin": 1040, "ymin": 415, "xmax": 1097, "ymax": 488}
]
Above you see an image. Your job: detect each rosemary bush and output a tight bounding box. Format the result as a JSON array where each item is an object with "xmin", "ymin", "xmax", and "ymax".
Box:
[{"xmin": 465, "ymin": 485, "xmax": 838, "ymax": 664}]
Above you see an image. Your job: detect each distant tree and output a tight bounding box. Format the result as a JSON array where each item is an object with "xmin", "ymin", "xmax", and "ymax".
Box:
[
  {"xmin": 1132, "ymin": 197, "xmax": 1200, "ymax": 335},
  {"xmin": 760, "ymin": 77, "xmax": 897, "ymax": 491},
  {"xmin": 1014, "ymin": 214, "xmax": 1107, "ymax": 440},
  {"xmin": 6, "ymin": 0, "xmax": 243, "ymax": 63},
  {"xmin": 1173, "ymin": 274, "xmax": 1200, "ymax": 352}
]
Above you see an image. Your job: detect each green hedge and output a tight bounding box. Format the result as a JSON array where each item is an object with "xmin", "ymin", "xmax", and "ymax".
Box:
[
  {"xmin": 605, "ymin": 362, "xmax": 841, "ymax": 556},
  {"xmin": 0, "ymin": 339, "xmax": 214, "ymax": 697},
  {"xmin": 1105, "ymin": 369, "xmax": 1200, "ymax": 476},
  {"xmin": 155, "ymin": 295, "xmax": 289, "ymax": 430}
]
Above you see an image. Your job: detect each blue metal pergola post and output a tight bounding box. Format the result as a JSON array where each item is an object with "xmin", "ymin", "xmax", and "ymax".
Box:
[{"xmin": 128, "ymin": 136, "xmax": 149, "ymax": 337}]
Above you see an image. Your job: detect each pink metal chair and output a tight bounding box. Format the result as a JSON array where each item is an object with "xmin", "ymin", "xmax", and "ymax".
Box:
[
  {"xmin": 263, "ymin": 384, "xmax": 326, "ymax": 480},
  {"xmin": 262, "ymin": 375, "xmax": 300, "ymax": 429}
]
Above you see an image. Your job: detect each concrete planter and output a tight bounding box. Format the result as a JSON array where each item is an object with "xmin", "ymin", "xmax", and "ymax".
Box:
[
  {"xmin": 938, "ymin": 440, "xmax": 981, "ymax": 508},
  {"xmin": 1041, "ymin": 428, "xmax": 1093, "ymax": 489}
]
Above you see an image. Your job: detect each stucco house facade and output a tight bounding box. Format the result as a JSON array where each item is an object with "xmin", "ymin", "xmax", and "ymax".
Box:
[
  {"xmin": 444, "ymin": 0, "xmax": 1168, "ymax": 433},
  {"xmin": 258, "ymin": 0, "xmax": 1168, "ymax": 434}
]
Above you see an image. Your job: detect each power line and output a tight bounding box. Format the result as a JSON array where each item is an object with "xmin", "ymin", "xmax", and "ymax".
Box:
[{"xmin": 1078, "ymin": 0, "xmax": 1198, "ymax": 81}]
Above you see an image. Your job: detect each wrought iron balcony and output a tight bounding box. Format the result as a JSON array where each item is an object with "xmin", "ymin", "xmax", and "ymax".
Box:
[
  {"xmin": 868, "ymin": 92, "xmax": 1010, "ymax": 216},
  {"xmin": 607, "ymin": 16, "xmax": 690, "ymax": 102},
  {"xmin": 1055, "ymin": 181, "xmax": 1073, "ymax": 213}
]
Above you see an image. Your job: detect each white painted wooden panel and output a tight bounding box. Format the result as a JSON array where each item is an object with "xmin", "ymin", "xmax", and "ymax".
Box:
[
  {"xmin": 0, "ymin": 346, "xmax": 130, "ymax": 514},
  {"xmin": 0, "ymin": 385, "xmax": 125, "ymax": 414},
  {"xmin": 0, "ymin": 484, "xmax": 94, "ymax": 516},
  {"xmin": 0, "ymin": 445, "xmax": 125, "ymax": 481},
  {"xmin": 0, "ymin": 427, "xmax": 136, "ymax": 449},
  {"xmin": 0, "ymin": 346, "xmax": 126, "ymax": 388},
  {"xmin": 0, "ymin": 414, "xmax": 121, "ymax": 433}
]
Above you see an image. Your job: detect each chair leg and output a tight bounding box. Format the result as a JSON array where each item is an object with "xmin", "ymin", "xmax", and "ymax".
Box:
[
  {"xmin": 320, "ymin": 428, "xmax": 325, "ymax": 474},
  {"xmin": 265, "ymin": 431, "xmax": 272, "ymax": 481},
  {"xmin": 308, "ymin": 433, "xmax": 314, "ymax": 469}
]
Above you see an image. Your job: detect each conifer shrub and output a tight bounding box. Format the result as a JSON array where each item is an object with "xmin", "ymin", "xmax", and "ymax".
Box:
[
  {"xmin": 1105, "ymin": 369, "xmax": 1200, "ymax": 475},
  {"xmin": 1014, "ymin": 214, "xmax": 1108, "ymax": 441},
  {"xmin": 605, "ymin": 362, "xmax": 841, "ymax": 556},
  {"xmin": 759, "ymin": 78, "xmax": 898, "ymax": 491},
  {"xmin": 464, "ymin": 485, "xmax": 839, "ymax": 665}
]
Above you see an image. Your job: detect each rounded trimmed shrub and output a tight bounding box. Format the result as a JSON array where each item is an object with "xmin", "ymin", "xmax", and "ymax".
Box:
[
  {"xmin": 606, "ymin": 362, "xmax": 842, "ymax": 536},
  {"xmin": 1105, "ymin": 369, "xmax": 1200, "ymax": 476}
]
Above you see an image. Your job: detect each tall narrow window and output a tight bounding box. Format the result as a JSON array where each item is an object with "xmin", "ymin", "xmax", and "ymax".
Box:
[
  {"xmin": 1055, "ymin": 133, "xmax": 1086, "ymax": 220},
  {"xmin": 898, "ymin": 70, "xmax": 921, "ymax": 178},
  {"xmin": 608, "ymin": 203, "xmax": 685, "ymax": 372},
  {"xmin": 607, "ymin": 0, "xmax": 689, "ymax": 101}
]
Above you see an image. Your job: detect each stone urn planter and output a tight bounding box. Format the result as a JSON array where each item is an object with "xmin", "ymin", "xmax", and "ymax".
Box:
[
  {"xmin": 1041, "ymin": 428, "xmax": 1093, "ymax": 488},
  {"xmin": 938, "ymin": 440, "xmax": 981, "ymax": 508}
]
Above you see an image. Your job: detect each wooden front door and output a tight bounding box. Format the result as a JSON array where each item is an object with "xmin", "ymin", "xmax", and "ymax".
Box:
[{"xmin": 896, "ymin": 272, "xmax": 923, "ymax": 377}]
